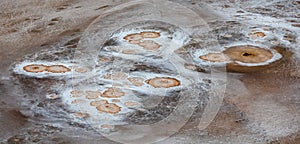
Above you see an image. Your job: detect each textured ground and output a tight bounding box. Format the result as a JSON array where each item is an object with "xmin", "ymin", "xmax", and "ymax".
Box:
[{"xmin": 0, "ymin": 0, "xmax": 300, "ymax": 144}]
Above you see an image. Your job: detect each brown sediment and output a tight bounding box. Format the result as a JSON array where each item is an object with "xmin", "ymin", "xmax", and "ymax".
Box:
[
  {"xmin": 102, "ymin": 88, "xmax": 125, "ymax": 98},
  {"xmin": 85, "ymin": 90, "xmax": 101, "ymax": 99},
  {"xmin": 101, "ymin": 124, "xmax": 115, "ymax": 129},
  {"xmin": 283, "ymin": 34, "xmax": 296, "ymax": 43},
  {"xmin": 90, "ymin": 100, "xmax": 108, "ymax": 106},
  {"xmin": 124, "ymin": 102, "xmax": 138, "ymax": 107},
  {"xmin": 112, "ymin": 99, "xmax": 120, "ymax": 103},
  {"xmin": 248, "ymin": 32, "xmax": 266, "ymax": 39},
  {"xmin": 99, "ymin": 57, "xmax": 111, "ymax": 63},
  {"xmin": 291, "ymin": 24, "xmax": 300, "ymax": 28},
  {"xmin": 184, "ymin": 63, "xmax": 206, "ymax": 73},
  {"xmin": 141, "ymin": 31, "xmax": 160, "ymax": 38},
  {"xmin": 23, "ymin": 64, "xmax": 47, "ymax": 73},
  {"xmin": 71, "ymin": 99, "xmax": 85, "ymax": 104},
  {"xmin": 104, "ymin": 72, "xmax": 128, "ymax": 80},
  {"xmin": 96, "ymin": 101, "xmax": 121, "ymax": 114},
  {"xmin": 75, "ymin": 67, "xmax": 89, "ymax": 73},
  {"xmin": 146, "ymin": 77, "xmax": 180, "ymax": 88},
  {"xmin": 47, "ymin": 94, "xmax": 59, "ymax": 100},
  {"xmin": 128, "ymin": 77, "xmax": 145, "ymax": 86},
  {"xmin": 124, "ymin": 33, "xmax": 142, "ymax": 41},
  {"xmin": 70, "ymin": 90, "xmax": 84, "ymax": 98},
  {"xmin": 223, "ymin": 45, "xmax": 273, "ymax": 63},
  {"xmin": 46, "ymin": 65, "xmax": 71, "ymax": 73},
  {"xmin": 122, "ymin": 49, "xmax": 137, "ymax": 54},
  {"xmin": 199, "ymin": 53, "xmax": 231, "ymax": 62},
  {"xmin": 226, "ymin": 46, "xmax": 290, "ymax": 73},
  {"xmin": 138, "ymin": 40, "xmax": 160, "ymax": 50},
  {"xmin": 128, "ymin": 40, "xmax": 141, "ymax": 44},
  {"xmin": 73, "ymin": 112, "xmax": 89, "ymax": 118}
]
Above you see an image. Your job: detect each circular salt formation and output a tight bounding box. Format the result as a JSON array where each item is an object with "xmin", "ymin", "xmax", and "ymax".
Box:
[
  {"xmin": 128, "ymin": 77, "xmax": 144, "ymax": 86},
  {"xmin": 138, "ymin": 40, "xmax": 160, "ymax": 50},
  {"xmin": 46, "ymin": 65, "xmax": 71, "ymax": 73},
  {"xmin": 199, "ymin": 53, "xmax": 231, "ymax": 62},
  {"xmin": 101, "ymin": 124, "xmax": 115, "ymax": 129},
  {"xmin": 124, "ymin": 102, "xmax": 138, "ymax": 107},
  {"xmin": 223, "ymin": 45, "xmax": 273, "ymax": 63},
  {"xmin": 102, "ymin": 88, "xmax": 125, "ymax": 98},
  {"xmin": 75, "ymin": 67, "xmax": 89, "ymax": 73},
  {"xmin": 124, "ymin": 33, "xmax": 142, "ymax": 41},
  {"xmin": 73, "ymin": 112, "xmax": 89, "ymax": 118},
  {"xmin": 70, "ymin": 90, "xmax": 83, "ymax": 98},
  {"xmin": 90, "ymin": 100, "xmax": 108, "ymax": 106},
  {"xmin": 249, "ymin": 32, "xmax": 266, "ymax": 39},
  {"xmin": 23, "ymin": 64, "xmax": 46, "ymax": 73},
  {"xmin": 96, "ymin": 101, "xmax": 121, "ymax": 114},
  {"xmin": 86, "ymin": 90, "xmax": 101, "ymax": 99},
  {"xmin": 71, "ymin": 99, "xmax": 85, "ymax": 104},
  {"xmin": 112, "ymin": 99, "xmax": 120, "ymax": 103},
  {"xmin": 104, "ymin": 72, "xmax": 128, "ymax": 80},
  {"xmin": 122, "ymin": 49, "xmax": 137, "ymax": 54},
  {"xmin": 141, "ymin": 31, "xmax": 160, "ymax": 38},
  {"xmin": 146, "ymin": 77, "xmax": 180, "ymax": 88}
]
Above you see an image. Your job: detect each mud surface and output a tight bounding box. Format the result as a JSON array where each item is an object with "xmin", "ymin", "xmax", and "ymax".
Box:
[{"xmin": 1, "ymin": 0, "xmax": 300, "ymax": 144}]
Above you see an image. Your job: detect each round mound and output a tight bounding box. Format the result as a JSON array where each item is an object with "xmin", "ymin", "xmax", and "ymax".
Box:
[
  {"xmin": 46, "ymin": 65, "xmax": 71, "ymax": 73},
  {"xmin": 138, "ymin": 40, "xmax": 160, "ymax": 50},
  {"xmin": 146, "ymin": 77, "xmax": 180, "ymax": 88},
  {"xmin": 96, "ymin": 101, "xmax": 121, "ymax": 114},
  {"xmin": 23, "ymin": 64, "xmax": 47, "ymax": 73},
  {"xmin": 223, "ymin": 45, "xmax": 273, "ymax": 63},
  {"xmin": 141, "ymin": 31, "xmax": 160, "ymax": 38},
  {"xmin": 123, "ymin": 33, "xmax": 142, "ymax": 41},
  {"xmin": 102, "ymin": 88, "xmax": 125, "ymax": 98},
  {"xmin": 199, "ymin": 53, "xmax": 231, "ymax": 62}
]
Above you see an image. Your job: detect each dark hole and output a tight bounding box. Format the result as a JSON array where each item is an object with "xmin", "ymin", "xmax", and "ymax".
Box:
[{"xmin": 242, "ymin": 52, "xmax": 253, "ymax": 56}]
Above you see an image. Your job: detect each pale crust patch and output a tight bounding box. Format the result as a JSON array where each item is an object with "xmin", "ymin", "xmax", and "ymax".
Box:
[
  {"xmin": 128, "ymin": 77, "xmax": 145, "ymax": 86},
  {"xmin": 102, "ymin": 88, "xmax": 125, "ymax": 98}
]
